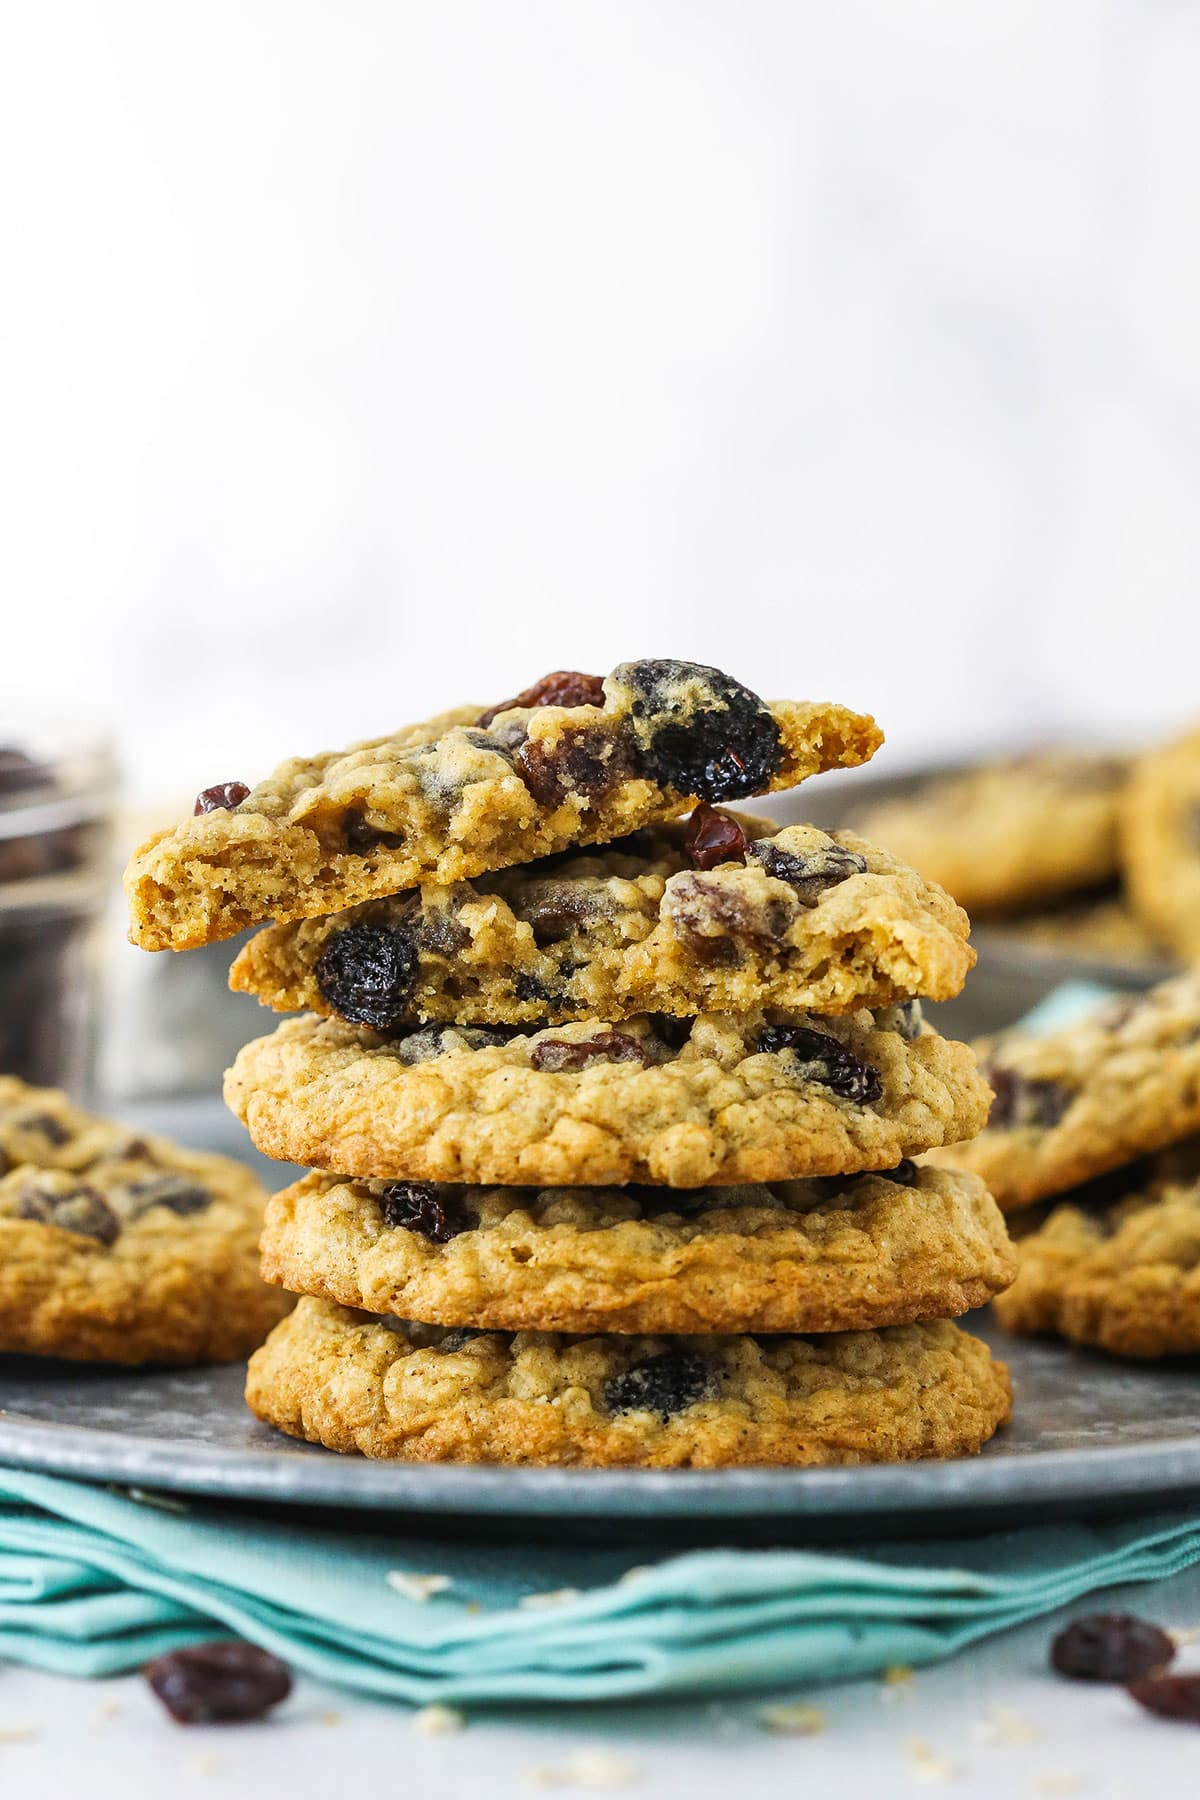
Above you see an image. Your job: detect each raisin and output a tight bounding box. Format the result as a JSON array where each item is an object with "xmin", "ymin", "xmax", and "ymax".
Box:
[
  {"xmin": 612, "ymin": 659, "xmax": 782, "ymax": 802},
  {"xmin": 514, "ymin": 971, "xmax": 556, "ymax": 1003},
  {"xmin": 342, "ymin": 809, "xmax": 405, "ymax": 854},
  {"xmin": 143, "ymin": 1641, "xmax": 292, "ymax": 1724},
  {"xmin": 438, "ymin": 1327, "xmax": 484, "ymax": 1351},
  {"xmin": 1051, "ymin": 1613, "xmax": 1175, "ymax": 1682},
  {"xmin": 193, "ymin": 781, "xmax": 250, "ymax": 815},
  {"xmin": 986, "ymin": 1067, "xmax": 1072, "ymax": 1132},
  {"xmin": 1126, "ymin": 1673, "xmax": 1200, "ymax": 1722},
  {"xmin": 649, "ymin": 1014, "xmax": 693, "ymax": 1051},
  {"xmin": 665, "ymin": 872, "xmax": 792, "ymax": 951},
  {"xmin": 522, "ymin": 884, "xmax": 603, "ymax": 946},
  {"xmin": 515, "ymin": 728, "xmax": 633, "ymax": 808},
  {"xmin": 17, "ymin": 1180, "xmax": 121, "ymax": 1245},
  {"xmin": 316, "ymin": 923, "xmax": 418, "ymax": 1030},
  {"xmin": 683, "ymin": 803, "xmax": 749, "ymax": 870},
  {"xmin": 125, "ymin": 1175, "xmax": 211, "ymax": 1220},
  {"xmin": 16, "ymin": 1110, "xmax": 71, "ymax": 1146},
  {"xmin": 477, "ymin": 670, "xmax": 606, "ymax": 729},
  {"xmin": 378, "ymin": 1182, "xmax": 468, "ymax": 1243},
  {"xmin": 604, "ymin": 1350, "xmax": 715, "ymax": 1419},
  {"xmin": 813, "ymin": 1160, "xmax": 920, "ymax": 1200},
  {"xmin": 876, "ymin": 1000, "xmax": 924, "ymax": 1042},
  {"xmin": 757, "ymin": 1024, "xmax": 883, "ymax": 1104},
  {"xmin": 394, "ymin": 1024, "xmax": 514, "ymax": 1065},
  {"xmin": 531, "ymin": 1032, "xmax": 651, "ymax": 1072},
  {"xmin": 751, "ymin": 839, "xmax": 867, "ymax": 904}
]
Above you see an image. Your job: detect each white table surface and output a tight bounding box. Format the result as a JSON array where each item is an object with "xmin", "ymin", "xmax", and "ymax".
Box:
[{"xmin": 4, "ymin": 1557, "xmax": 1198, "ymax": 1799}]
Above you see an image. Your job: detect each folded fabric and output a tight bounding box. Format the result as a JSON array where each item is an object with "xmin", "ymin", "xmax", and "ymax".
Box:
[{"xmin": 1, "ymin": 1469, "xmax": 1200, "ymax": 1703}]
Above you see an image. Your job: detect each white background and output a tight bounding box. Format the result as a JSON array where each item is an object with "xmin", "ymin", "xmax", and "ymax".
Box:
[{"xmin": 3, "ymin": 1, "xmax": 1198, "ymax": 803}]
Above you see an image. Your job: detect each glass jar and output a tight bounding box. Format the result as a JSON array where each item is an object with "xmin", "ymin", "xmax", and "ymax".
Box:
[{"xmin": 0, "ymin": 729, "xmax": 119, "ymax": 1095}]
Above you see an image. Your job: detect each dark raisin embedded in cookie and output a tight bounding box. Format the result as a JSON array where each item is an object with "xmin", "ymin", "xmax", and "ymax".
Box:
[
  {"xmin": 193, "ymin": 782, "xmax": 251, "ymax": 816},
  {"xmin": 378, "ymin": 1182, "xmax": 468, "ymax": 1243},
  {"xmin": 515, "ymin": 729, "xmax": 634, "ymax": 808},
  {"xmin": 613, "ymin": 659, "xmax": 782, "ymax": 802},
  {"xmin": 1051, "ymin": 1614, "xmax": 1175, "ymax": 1683},
  {"xmin": 438, "ymin": 1327, "xmax": 485, "ymax": 1351},
  {"xmin": 985, "ymin": 1066, "xmax": 1072, "ymax": 1132},
  {"xmin": 683, "ymin": 804, "xmax": 749, "ymax": 870},
  {"xmin": 342, "ymin": 809, "xmax": 405, "ymax": 855},
  {"xmin": 876, "ymin": 1000, "xmax": 924, "ymax": 1041},
  {"xmin": 531, "ymin": 1032, "xmax": 652, "ymax": 1073},
  {"xmin": 603, "ymin": 1350, "xmax": 716, "ymax": 1419},
  {"xmin": 393, "ymin": 1024, "xmax": 515, "ymax": 1065},
  {"xmin": 665, "ymin": 872, "xmax": 792, "ymax": 953},
  {"xmin": 124, "ymin": 1174, "xmax": 211, "ymax": 1220},
  {"xmin": 143, "ymin": 1641, "xmax": 292, "ymax": 1725},
  {"xmin": 757, "ymin": 1024, "xmax": 883, "ymax": 1104},
  {"xmin": 315, "ymin": 923, "xmax": 419, "ymax": 1031},
  {"xmin": 14, "ymin": 1110, "xmax": 71, "ymax": 1146},
  {"xmin": 16, "ymin": 1179, "xmax": 121, "ymax": 1245},
  {"xmin": 750, "ymin": 839, "xmax": 867, "ymax": 903},
  {"xmin": 477, "ymin": 670, "xmax": 606, "ymax": 729}
]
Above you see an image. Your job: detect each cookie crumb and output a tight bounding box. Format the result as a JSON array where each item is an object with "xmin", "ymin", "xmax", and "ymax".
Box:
[
  {"xmin": 905, "ymin": 1739, "xmax": 960, "ymax": 1784},
  {"xmin": 527, "ymin": 1748, "xmax": 636, "ymax": 1788},
  {"xmin": 0, "ymin": 1726, "xmax": 37, "ymax": 1745},
  {"xmin": 186, "ymin": 1753, "xmax": 220, "ymax": 1776},
  {"xmin": 520, "ymin": 1588, "xmax": 583, "ymax": 1611},
  {"xmin": 972, "ymin": 1704, "xmax": 1040, "ymax": 1746},
  {"xmin": 94, "ymin": 1699, "xmax": 121, "ymax": 1723},
  {"xmin": 1031, "ymin": 1774, "xmax": 1088, "ymax": 1797},
  {"xmin": 414, "ymin": 1704, "xmax": 465, "ymax": 1736},
  {"xmin": 882, "ymin": 1664, "xmax": 915, "ymax": 1702},
  {"xmin": 758, "ymin": 1701, "xmax": 826, "ymax": 1735},
  {"xmin": 319, "ymin": 1710, "xmax": 342, "ymax": 1727},
  {"xmin": 386, "ymin": 1570, "xmax": 452, "ymax": 1602},
  {"xmin": 1168, "ymin": 1626, "xmax": 1199, "ymax": 1647}
]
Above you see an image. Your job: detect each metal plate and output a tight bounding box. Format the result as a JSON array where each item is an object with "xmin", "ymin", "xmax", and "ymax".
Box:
[{"xmin": 2, "ymin": 1321, "xmax": 1200, "ymax": 1539}]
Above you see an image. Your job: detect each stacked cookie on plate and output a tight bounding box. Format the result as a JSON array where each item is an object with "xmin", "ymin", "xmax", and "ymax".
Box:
[
  {"xmin": 126, "ymin": 659, "xmax": 1014, "ymax": 1465},
  {"xmin": 930, "ymin": 973, "xmax": 1200, "ymax": 1361}
]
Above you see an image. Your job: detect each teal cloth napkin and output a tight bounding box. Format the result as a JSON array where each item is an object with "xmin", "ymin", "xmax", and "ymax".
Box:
[{"xmin": 3, "ymin": 1468, "xmax": 1200, "ymax": 1703}]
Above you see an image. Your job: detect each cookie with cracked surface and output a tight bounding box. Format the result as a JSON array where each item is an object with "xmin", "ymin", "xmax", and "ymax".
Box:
[
  {"xmin": 926, "ymin": 973, "xmax": 1200, "ymax": 1212},
  {"xmin": 225, "ymin": 1005, "xmax": 991, "ymax": 1188},
  {"xmin": 229, "ymin": 816, "xmax": 973, "ymax": 1029},
  {"xmin": 1121, "ymin": 728, "xmax": 1200, "ymax": 963},
  {"xmin": 259, "ymin": 1162, "xmax": 1015, "ymax": 1335},
  {"xmin": 0, "ymin": 1076, "xmax": 289, "ymax": 1364},
  {"xmin": 850, "ymin": 750, "xmax": 1129, "ymax": 915},
  {"xmin": 246, "ymin": 1298, "xmax": 1012, "ymax": 1467},
  {"xmin": 126, "ymin": 661, "xmax": 882, "ymax": 951},
  {"xmin": 993, "ymin": 1142, "xmax": 1200, "ymax": 1358}
]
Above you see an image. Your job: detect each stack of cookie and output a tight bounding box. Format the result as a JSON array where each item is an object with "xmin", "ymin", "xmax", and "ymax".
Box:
[
  {"xmin": 126, "ymin": 659, "xmax": 1014, "ymax": 1466},
  {"xmin": 931, "ymin": 973, "xmax": 1200, "ymax": 1361}
]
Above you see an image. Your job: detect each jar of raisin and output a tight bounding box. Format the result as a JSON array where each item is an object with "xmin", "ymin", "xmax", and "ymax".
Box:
[{"xmin": 0, "ymin": 730, "xmax": 118, "ymax": 1095}]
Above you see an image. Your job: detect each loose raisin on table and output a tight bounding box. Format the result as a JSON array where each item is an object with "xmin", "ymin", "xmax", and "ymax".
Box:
[
  {"xmin": 985, "ymin": 1067, "xmax": 1072, "ymax": 1132},
  {"xmin": 1051, "ymin": 1613, "xmax": 1175, "ymax": 1682},
  {"xmin": 143, "ymin": 1642, "xmax": 292, "ymax": 1725},
  {"xmin": 613, "ymin": 659, "xmax": 782, "ymax": 802},
  {"xmin": 316, "ymin": 923, "xmax": 419, "ymax": 1030},
  {"xmin": 1126, "ymin": 1673, "xmax": 1200, "ymax": 1722},
  {"xmin": 378, "ymin": 1183, "xmax": 468, "ymax": 1243},
  {"xmin": 531, "ymin": 1032, "xmax": 651, "ymax": 1073},
  {"xmin": 603, "ymin": 1350, "xmax": 716, "ymax": 1419},
  {"xmin": 193, "ymin": 782, "xmax": 250, "ymax": 815},
  {"xmin": 757, "ymin": 1024, "xmax": 883, "ymax": 1104},
  {"xmin": 683, "ymin": 804, "xmax": 749, "ymax": 870},
  {"xmin": 751, "ymin": 839, "xmax": 866, "ymax": 903},
  {"xmin": 477, "ymin": 670, "xmax": 605, "ymax": 729}
]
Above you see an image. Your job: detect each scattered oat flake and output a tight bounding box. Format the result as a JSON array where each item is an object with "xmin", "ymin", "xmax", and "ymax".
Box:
[
  {"xmin": 414, "ymin": 1704, "xmax": 466, "ymax": 1736},
  {"xmin": 126, "ymin": 1486, "xmax": 190, "ymax": 1514},
  {"xmin": 973, "ymin": 1704, "xmax": 1040, "ymax": 1747},
  {"xmin": 95, "ymin": 1698, "xmax": 121, "ymax": 1722},
  {"xmin": 187, "ymin": 1753, "xmax": 220, "ymax": 1775},
  {"xmin": 319, "ymin": 1710, "xmax": 342, "ymax": 1727},
  {"xmin": 0, "ymin": 1727, "xmax": 37, "ymax": 1745},
  {"xmin": 905, "ymin": 1739, "xmax": 960, "ymax": 1784},
  {"xmin": 1032, "ymin": 1774, "xmax": 1088, "ymax": 1797},
  {"xmin": 759, "ymin": 1702, "xmax": 826, "ymax": 1735},
  {"xmin": 527, "ymin": 1748, "xmax": 637, "ymax": 1788},
  {"xmin": 386, "ymin": 1570, "xmax": 452, "ymax": 1602},
  {"xmin": 520, "ymin": 1587, "xmax": 583, "ymax": 1610}
]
